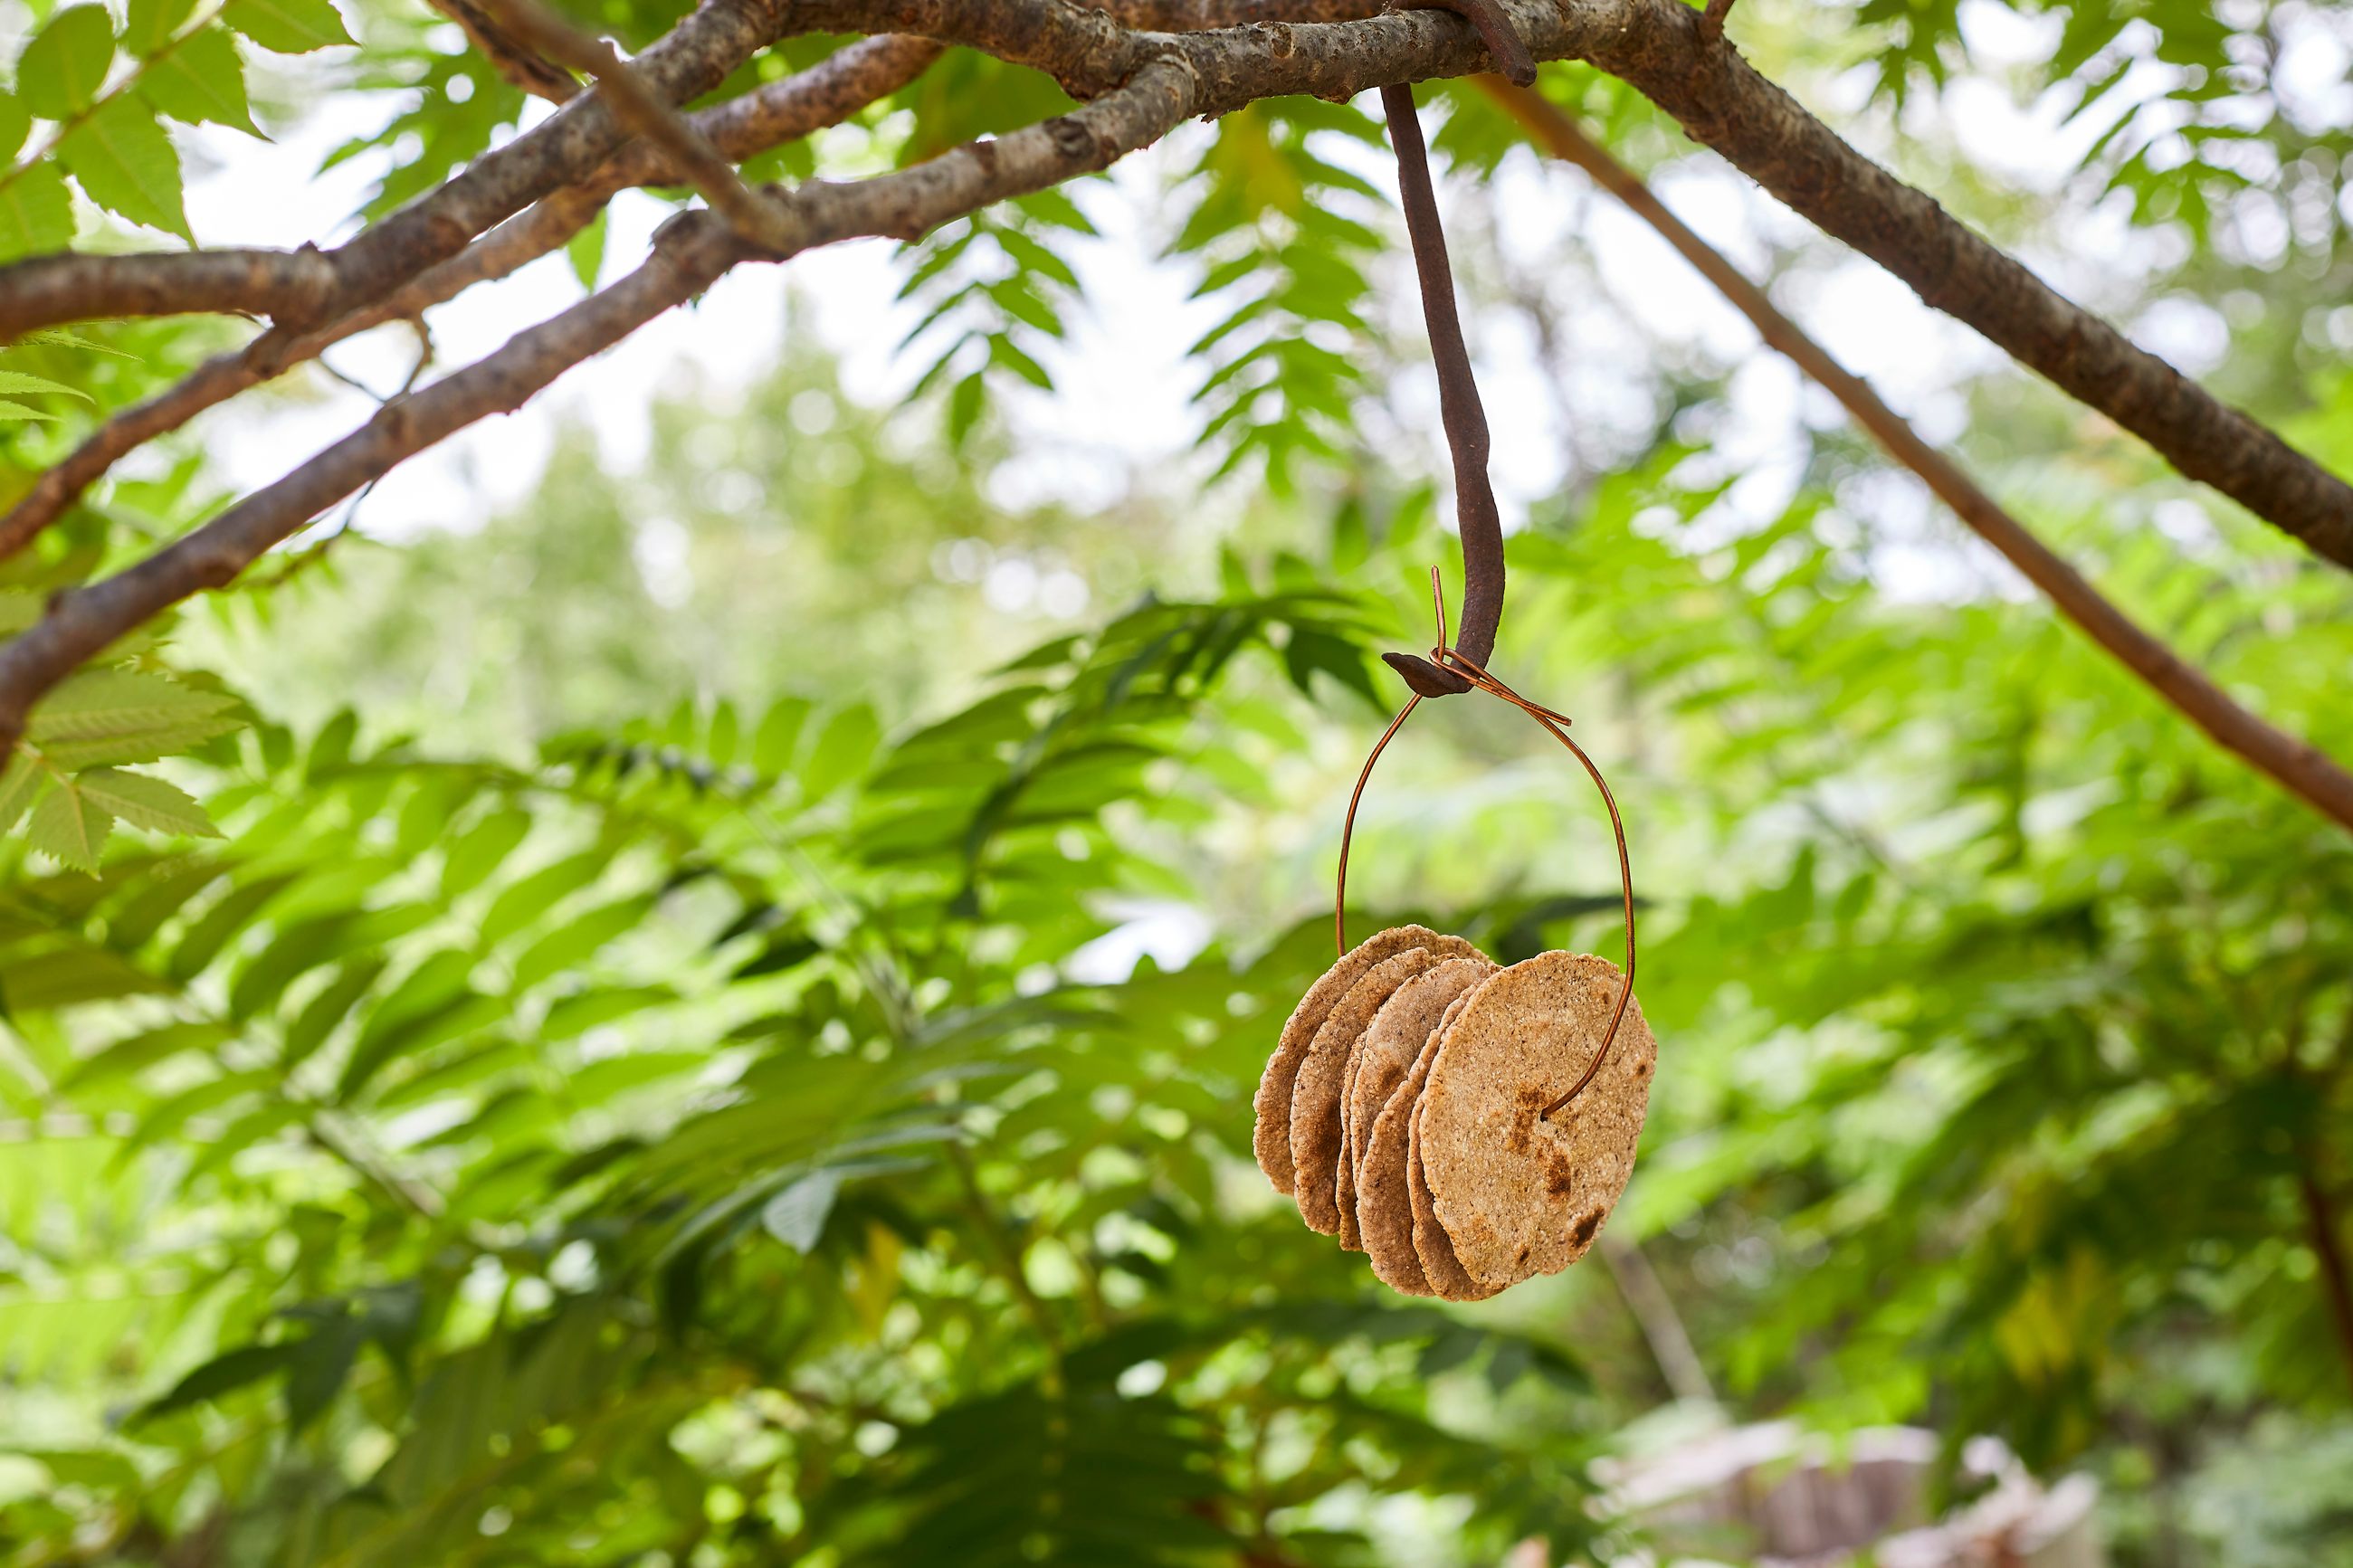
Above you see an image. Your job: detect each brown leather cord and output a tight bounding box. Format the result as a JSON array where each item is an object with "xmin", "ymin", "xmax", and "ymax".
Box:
[
  {"xmin": 1378, "ymin": 81, "xmax": 1505, "ymax": 700},
  {"xmin": 1416, "ymin": 0, "xmax": 1538, "ymax": 88}
]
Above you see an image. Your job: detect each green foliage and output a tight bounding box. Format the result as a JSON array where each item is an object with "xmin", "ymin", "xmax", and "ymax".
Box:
[
  {"xmin": 5, "ymin": 5, "xmax": 2353, "ymax": 1562},
  {"xmin": 900, "ymin": 193, "xmax": 1093, "ymax": 450},
  {"xmin": 0, "ymin": 587, "xmax": 1614, "ymax": 1565},
  {"xmin": 1842, "ymin": 0, "xmax": 2351, "ymax": 254},
  {"xmin": 0, "ymin": 0, "xmax": 315, "ymax": 254},
  {"xmin": 1167, "ymin": 99, "xmax": 1390, "ymax": 493}
]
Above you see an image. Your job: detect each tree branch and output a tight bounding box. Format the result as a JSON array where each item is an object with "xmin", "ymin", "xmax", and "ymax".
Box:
[
  {"xmin": 0, "ymin": 0, "xmax": 805, "ymax": 342},
  {"xmin": 1484, "ymin": 81, "xmax": 2353, "ymax": 836},
  {"xmin": 5, "ymin": 0, "xmax": 2347, "ymax": 748},
  {"xmin": 0, "ymin": 36, "xmax": 941, "ymax": 562},
  {"xmin": 1549, "ymin": 1, "xmax": 2353, "ymax": 573},
  {"xmin": 0, "ymin": 56, "xmax": 1198, "ymax": 750},
  {"xmin": 5, "ymin": 0, "xmax": 2343, "ymax": 576},
  {"xmin": 431, "ymin": 0, "xmax": 583, "ymax": 103},
  {"xmin": 808, "ymin": 0, "xmax": 2353, "ymax": 571},
  {"xmin": 477, "ymin": 0, "xmax": 797, "ymax": 252}
]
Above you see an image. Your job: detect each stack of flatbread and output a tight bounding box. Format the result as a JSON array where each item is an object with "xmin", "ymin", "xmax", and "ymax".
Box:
[{"xmin": 1253, "ymin": 925, "xmax": 1655, "ymax": 1300}]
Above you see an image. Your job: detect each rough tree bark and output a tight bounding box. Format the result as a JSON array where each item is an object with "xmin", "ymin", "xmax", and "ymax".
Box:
[
  {"xmin": 1484, "ymin": 81, "xmax": 2353, "ymax": 837},
  {"xmin": 0, "ymin": 0, "xmax": 2346, "ymax": 771}
]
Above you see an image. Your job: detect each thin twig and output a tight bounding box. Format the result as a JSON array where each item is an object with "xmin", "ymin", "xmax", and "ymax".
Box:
[
  {"xmin": 1483, "ymin": 80, "xmax": 2353, "ymax": 836},
  {"xmin": 433, "ymin": 0, "xmax": 583, "ymax": 102},
  {"xmin": 476, "ymin": 0, "xmax": 798, "ymax": 253},
  {"xmin": 2301, "ymin": 1168, "xmax": 2353, "ymax": 1399}
]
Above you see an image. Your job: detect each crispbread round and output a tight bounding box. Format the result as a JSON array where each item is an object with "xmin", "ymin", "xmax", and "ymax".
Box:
[
  {"xmin": 1406, "ymin": 986, "xmax": 1501, "ymax": 1300},
  {"xmin": 1290, "ymin": 948, "xmax": 1445, "ymax": 1236},
  {"xmin": 1417, "ymin": 952, "xmax": 1656, "ymax": 1291},
  {"xmin": 1359, "ymin": 982, "xmax": 1485, "ymax": 1296},
  {"xmin": 1342, "ymin": 957, "xmax": 1494, "ymax": 1252},
  {"xmin": 1348, "ymin": 956, "xmax": 1493, "ymax": 1183},
  {"xmin": 1253, "ymin": 925, "xmax": 1470, "ymax": 1195}
]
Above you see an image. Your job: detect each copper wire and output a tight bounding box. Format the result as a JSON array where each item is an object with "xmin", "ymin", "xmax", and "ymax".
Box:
[{"xmin": 1336, "ymin": 571, "xmax": 1637, "ymax": 1120}]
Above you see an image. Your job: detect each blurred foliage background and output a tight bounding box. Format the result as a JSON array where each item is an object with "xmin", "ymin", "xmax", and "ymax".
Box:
[{"xmin": 4, "ymin": 0, "xmax": 2353, "ymax": 1563}]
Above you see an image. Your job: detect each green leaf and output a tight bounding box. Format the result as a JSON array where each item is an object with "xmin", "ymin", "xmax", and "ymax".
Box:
[
  {"xmin": 0, "ymin": 94, "xmax": 29, "ymax": 164},
  {"xmin": 283, "ymin": 1316, "xmax": 364, "ymax": 1431},
  {"xmin": 60, "ymin": 1020, "xmax": 232, "ymax": 1088},
  {"xmin": 566, "ymin": 206, "xmax": 607, "ymax": 291},
  {"xmin": 105, "ymin": 860, "xmax": 229, "ymax": 949},
  {"xmin": 168, "ymin": 873, "xmax": 296, "ymax": 984},
  {"xmin": 0, "ymin": 400, "xmax": 62, "ymax": 423},
  {"xmin": 560, "ymin": 1046, "xmax": 700, "ymax": 1107},
  {"xmin": 0, "ymin": 165, "xmax": 76, "ymax": 261},
  {"xmin": 280, "ymin": 956, "xmax": 385, "ymax": 1069},
  {"xmin": 948, "ymin": 368, "xmax": 986, "ymax": 444},
  {"xmin": 19, "ymin": 6, "xmax": 117, "ymax": 119},
  {"xmin": 0, "ymin": 371, "xmax": 92, "ymax": 403},
  {"xmin": 14, "ymin": 327, "xmax": 140, "ymax": 358},
  {"xmin": 125, "ymin": 0, "xmax": 199, "ymax": 53},
  {"xmin": 58, "ymin": 96, "xmax": 191, "ymax": 242},
  {"xmin": 138, "ymin": 27, "xmax": 262, "ymax": 137},
  {"xmin": 477, "ymin": 851, "xmax": 605, "ymax": 950},
  {"xmin": 0, "ymin": 939, "xmax": 171, "ymax": 1010},
  {"xmin": 135, "ymin": 1342, "xmax": 295, "ymax": 1424},
  {"xmin": 0, "ymin": 755, "xmax": 49, "ymax": 832},
  {"xmin": 538, "ymin": 984, "xmax": 673, "ymax": 1042},
  {"xmin": 802, "ymin": 704, "xmax": 881, "ymax": 801},
  {"xmin": 29, "ymin": 670, "xmax": 243, "ymax": 768},
  {"xmin": 441, "ymin": 808, "xmax": 529, "ymax": 899},
  {"xmin": 752, "ymin": 696, "xmax": 811, "ymax": 776},
  {"xmin": 761, "ymin": 1167, "xmax": 842, "ymax": 1253},
  {"xmin": 338, "ymin": 990, "xmax": 500, "ymax": 1102},
  {"xmin": 73, "ymin": 768, "xmax": 222, "ymax": 839},
  {"xmin": 27, "ymin": 782, "xmax": 111, "ymax": 872},
  {"xmin": 219, "ymin": 0, "xmax": 353, "ymax": 52},
  {"xmin": 510, "ymin": 896, "xmax": 652, "ymax": 992}
]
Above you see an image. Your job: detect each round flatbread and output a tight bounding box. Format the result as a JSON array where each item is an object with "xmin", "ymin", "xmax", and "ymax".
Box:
[
  {"xmin": 1290, "ymin": 948, "xmax": 1445, "ymax": 1236},
  {"xmin": 1342, "ymin": 956, "xmax": 1492, "ymax": 1253},
  {"xmin": 1359, "ymin": 982, "xmax": 1485, "ymax": 1296},
  {"xmin": 1406, "ymin": 986, "xmax": 1501, "ymax": 1300},
  {"xmin": 1348, "ymin": 956, "xmax": 1493, "ymax": 1184},
  {"xmin": 1417, "ymin": 952, "xmax": 1656, "ymax": 1292},
  {"xmin": 1253, "ymin": 925, "xmax": 1471, "ymax": 1195}
]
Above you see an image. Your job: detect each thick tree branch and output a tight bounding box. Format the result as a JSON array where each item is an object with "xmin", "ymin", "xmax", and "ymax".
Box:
[
  {"xmin": 1486, "ymin": 81, "xmax": 2353, "ymax": 836},
  {"xmin": 0, "ymin": 250, "xmax": 341, "ymax": 341},
  {"xmin": 5, "ymin": 0, "xmax": 2344, "ymax": 575},
  {"xmin": 0, "ymin": 36, "xmax": 940, "ymax": 562},
  {"xmin": 0, "ymin": 0, "xmax": 804, "ymax": 342},
  {"xmin": 5, "ymin": 0, "xmax": 2347, "ymax": 746},
  {"xmin": 808, "ymin": 0, "xmax": 2353, "ymax": 570},
  {"xmin": 0, "ymin": 57, "xmax": 1197, "ymax": 750}
]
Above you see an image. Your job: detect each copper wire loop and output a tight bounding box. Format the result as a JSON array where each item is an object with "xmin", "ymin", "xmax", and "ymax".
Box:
[{"xmin": 1336, "ymin": 572, "xmax": 1638, "ymax": 1121}]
